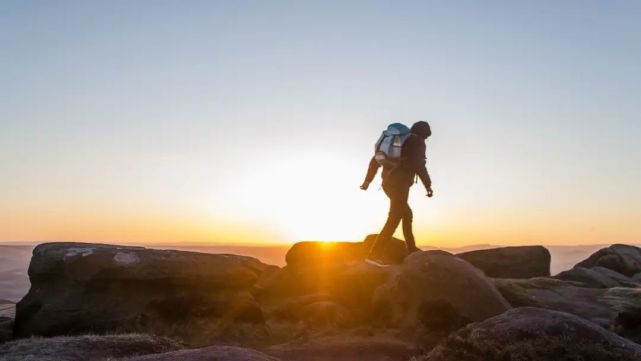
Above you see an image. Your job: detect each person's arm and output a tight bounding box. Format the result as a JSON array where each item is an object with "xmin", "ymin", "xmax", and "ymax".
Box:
[
  {"xmin": 361, "ymin": 156, "xmax": 380, "ymax": 190},
  {"xmin": 409, "ymin": 139, "xmax": 433, "ymax": 196}
]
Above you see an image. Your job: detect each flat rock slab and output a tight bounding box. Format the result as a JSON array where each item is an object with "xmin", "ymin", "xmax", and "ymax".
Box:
[
  {"xmin": 285, "ymin": 234, "xmax": 408, "ymax": 268},
  {"xmin": 457, "ymin": 246, "xmax": 550, "ymax": 278},
  {"xmin": 14, "ymin": 242, "xmax": 271, "ymax": 345}
]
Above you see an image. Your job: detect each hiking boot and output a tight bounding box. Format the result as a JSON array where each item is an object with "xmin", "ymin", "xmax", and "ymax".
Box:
[{"xmin": 365, "ymin": 256, "xmax": 389, "ymax": 267}]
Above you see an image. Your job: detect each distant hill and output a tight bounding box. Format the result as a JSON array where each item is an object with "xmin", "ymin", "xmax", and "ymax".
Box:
[{"xmin": 0, "ymin": 245, "xmax": 33, "ymax": 302}]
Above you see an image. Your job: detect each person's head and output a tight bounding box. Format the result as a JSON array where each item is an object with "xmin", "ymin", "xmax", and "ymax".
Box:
[{"xmin": 411, "ymin": 121, "xmax": 431, "ymax": 139}]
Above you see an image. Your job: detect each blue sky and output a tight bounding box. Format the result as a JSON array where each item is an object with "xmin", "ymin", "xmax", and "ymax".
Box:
[{"xmin": 2, "ymin": 1, "xmax": 641, "ymax": 245}]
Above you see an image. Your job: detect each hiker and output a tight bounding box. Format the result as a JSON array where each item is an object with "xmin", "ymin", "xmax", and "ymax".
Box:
[{"xmin": 360, "ymin": 121, "xmax": 433, "ymax": 266}]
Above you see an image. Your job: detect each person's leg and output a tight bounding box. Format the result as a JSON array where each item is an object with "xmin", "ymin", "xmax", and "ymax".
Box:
[
  {"xmin": 402, "ymin": 203, "xmax": 419, "ymax": 252},
  {"xmin": 368, "ymin": 185, "xmax": 406, "ymax": 261}
]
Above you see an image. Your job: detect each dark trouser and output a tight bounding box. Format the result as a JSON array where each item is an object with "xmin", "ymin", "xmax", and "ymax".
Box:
[{"xmin": 368, "ymin": 183, "xmax": 416, "ymax": 259}]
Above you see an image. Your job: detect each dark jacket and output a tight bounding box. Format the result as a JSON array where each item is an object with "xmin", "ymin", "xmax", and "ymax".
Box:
[{"xmin": 364, "ymin": 123, "xmax": 432, "ymax": 190}]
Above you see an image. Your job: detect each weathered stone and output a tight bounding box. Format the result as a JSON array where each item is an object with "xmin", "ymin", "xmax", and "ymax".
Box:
[
  {"xmin": 126, "ymin": 345, "xmax": 281, "ymax": 361},
  {"xmin": 373, "ymin": 251, "xmax": 510, "ymax": 330},
  {"xmin": 576, "ymin": 244, "xmax": 641, "ymax": 277},
  {"xmin": 285, "ymin": 234, "xmax": 408, "ymax": 269},
  {"xmin": 265, "ymin": 293, "xmax": 354, "ymax": 327},
  {"xmin": 416, "ymin": 307, "xmax": 641, "ymax": 361},
  {"xmin": 258, "ymin": 262, "xmax": 394, "ymax": 323},
  {"xmin": 494, "ymin": 277, "xmax": 641, "ymax": 333},
  {"xmin": 457, "ymin": 246, "xmax": 550, "ymax": 278},
  {"xmin": 14, "ymin": 242, "xmax": 271, "ymax": 345},
  {"xmin": 556, "ymin": 266, "xmax": 641, "ymax": 288},
  {"xmin": 0, "ymin": 333, "xmax": 181, "ymax": 361}
]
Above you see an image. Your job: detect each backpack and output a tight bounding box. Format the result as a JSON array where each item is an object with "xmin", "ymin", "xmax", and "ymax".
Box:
[{"xmin": 374, "ymin": 123, "xmax": 411, "ymax": 168}]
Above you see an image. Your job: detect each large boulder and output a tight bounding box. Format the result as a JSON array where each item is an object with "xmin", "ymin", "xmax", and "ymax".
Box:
[
  {"xmin": 415, "ymin": 307, "xmax": 641, "ymax": 361},
  {"xmin": 575, "ymin": 244, "xmax": 641, "ymax": 277},
  {"xmin": 14, "ymin": 243, "xmax": 272, "ymax": 345},
  {"xmin": 285, "ymin": 235, "xmax": 408, "ymax": 269},
  {"xmin": 373, "ymin": 251, "xmax": 510, "ymax": 331},
  {"xmin": 457, "ymin": 246, "xmax": 550, "ymax": 278},
  {"xmin": 494, "ymin": 277, "xmax": 641, "ymax": 336},
  {"xmin": 126, "ymin": 345, "xmax": 281, "ymax": 361},
  {"xmin": 0, "ymin": 334, "xmax": 181, "ymax": 361}
]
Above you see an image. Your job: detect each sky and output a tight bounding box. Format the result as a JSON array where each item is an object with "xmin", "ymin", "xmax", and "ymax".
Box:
[{"xmin": 1, "ymin": 1, "xmax": 641, "ymax": 247}]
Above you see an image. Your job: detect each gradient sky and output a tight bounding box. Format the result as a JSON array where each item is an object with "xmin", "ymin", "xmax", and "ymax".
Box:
[{"xmin": 2, "ymin": 1, "xmax": 641, "ymax": 247}]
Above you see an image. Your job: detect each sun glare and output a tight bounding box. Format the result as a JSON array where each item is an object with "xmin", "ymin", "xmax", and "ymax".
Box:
[{"xmin": 234, "ymin": 151, "xmax": 384, "ymax": 243}]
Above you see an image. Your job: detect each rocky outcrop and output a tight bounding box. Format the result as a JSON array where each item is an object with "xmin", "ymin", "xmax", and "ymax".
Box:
[
  {"xmin": 373, "ymin": 251, "xmax": 510, "ymax": 331},
  {"xmin": 285, "ymin": 234, "xmax": 408, "ymax": 268},
  {"xmin": 13, "ymin": 240, "xmax": 641, "ymax": 359},
  {"xmin": 493, "ymin": 277, "xmax": 641, "ymax": 335},
  {"xmin": 0, "ymin": 334, "xmax": 181, "ymax": 361},
  {"xmin": 457, "ymin": 246, "xmax": 550, "ymax": 278},
  {"xmin": 126, "ymin": 345, "xmax": 281, "ymax": 361},
  {"xmin": 556, "ymin": 266, "xmax": 641, "ymax": 288},
  {"xmin": 14, "ymin": 243, "xmax": 271, "ymax": 345},
  {"xmin": 415, "ymin": 307, "xmax": 641, "ymax": 361},
  {"xmin": 575, "ymin": 244, "xmax": 641, "ymax": 277},
  {"xmin": 261, "ymin": 250, "xmax": 510, "ymax": 332}
]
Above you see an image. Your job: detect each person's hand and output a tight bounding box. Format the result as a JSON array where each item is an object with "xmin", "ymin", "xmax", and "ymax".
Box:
[
  {"xmin": 360, "ymin": 181, "xmax": 370, "ymax": 190},
  {"xmin": 426, "ymin": 186, "xmax": 433, "ymax": 198}
]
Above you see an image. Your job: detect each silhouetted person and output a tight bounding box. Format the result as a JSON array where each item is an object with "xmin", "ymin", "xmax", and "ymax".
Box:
[{"xmin": 360, "ymin": 121, "xmax": 432, "ymax": 266}]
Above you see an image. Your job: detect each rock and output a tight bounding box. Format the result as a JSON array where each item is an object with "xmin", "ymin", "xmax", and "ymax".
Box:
[
  {"xmin": 613, "ymin": 298, "xmax": 641, "ymax": 344},
  {"xmin": 556, "ymin": 266, "xmax": 641, "ymax": 288},
  {"xmin": 285, "ymin": 234, "xmax": 408, "ymax": 269},
  {"xmin": 0, "ymin": 333, "xmax": 181, "ymax": 361},
  {"xmin": 266, "ymin": 293, "xmax": 354, "ymax": 327},
  {"xmin": 258, "ymin": 235, "xmax": 408, "ymax": 317},
  {"xmin": 0, "ymin": 317, "xmax": 12, "ymax": 344},
  {"xmin": 14, "ymin": 242, "xmax": 271, "ymax": 345},
  {"xmin": 494, "ymin": 277, "xmax": 613, "ymax": 326},
  {"xmin": 457, "ymin": 246, "xmax": 550, "ymax": 278},
  {"xmin": 258, "ymin": 262, "xmax": 394, "ymax": 324},
  {"xmin": 373, "ymin": 251, "xmax": 510, "ymax": 330},
  {"xmin": 266, "ymin": 334, "xmax": 420, "ymax": 361},
  {"xmin": 415, "ymin": 307, "xmax": 641, "ymax": 361},
  {"xmin": 575, "ymin": 244, "xmax": 641, "ymax": 277},
  {"xmin": 126, "ymin": 345, "xmax": 281, "ymax": 361},
  {"xmin": 493, "ymin": 277, "xmax": 641, "ymax": 334}
]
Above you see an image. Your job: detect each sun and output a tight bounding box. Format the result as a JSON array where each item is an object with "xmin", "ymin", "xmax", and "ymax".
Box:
[{"xmin": 234, "ymin": 150, "xmax": 384, "ymax": 243}]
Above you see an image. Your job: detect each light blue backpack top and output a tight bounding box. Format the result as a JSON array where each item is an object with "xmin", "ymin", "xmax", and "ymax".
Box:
[{"xmin": 374, "ymin": 123, "xmax": 411, "ymax": 167}]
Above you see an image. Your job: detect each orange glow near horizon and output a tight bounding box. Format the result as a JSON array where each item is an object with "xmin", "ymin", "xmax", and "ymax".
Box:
[{"xmin": 3, "ymin": 150, "xmax": 640, "ymax": 248}]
